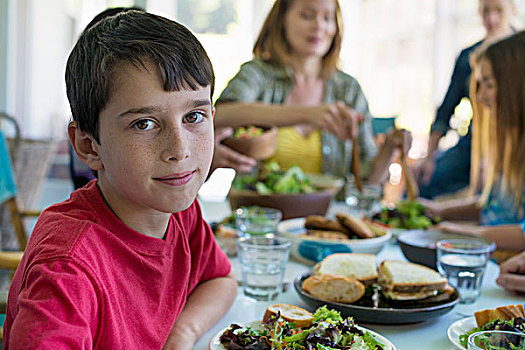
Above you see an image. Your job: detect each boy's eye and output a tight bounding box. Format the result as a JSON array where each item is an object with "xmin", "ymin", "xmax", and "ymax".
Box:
[
  {"xmin": 184, "ymin": 112, "xmax": 205, "ymax": 124},
  {"xmin": 133, "ymin": 119, "xmax": 156, "ymax": 130}
]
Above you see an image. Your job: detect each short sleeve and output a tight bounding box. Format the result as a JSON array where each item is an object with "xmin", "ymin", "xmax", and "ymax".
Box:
[
  {"xmin": 7, "ymin": 260, "xmax": 99, "ymax": 349},
  {"xmin": 184, "ymin": 200, "xmax": 231, "ymax": 292}
]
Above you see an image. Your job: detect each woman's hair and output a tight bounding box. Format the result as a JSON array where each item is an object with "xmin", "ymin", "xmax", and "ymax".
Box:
[
  {"xmin": 469, "ymin": 30, "xmax": 525, "ymax": 209},
  {"xmin": 252, "ymin": 0, "xmax": 343, "ymax": 78}
]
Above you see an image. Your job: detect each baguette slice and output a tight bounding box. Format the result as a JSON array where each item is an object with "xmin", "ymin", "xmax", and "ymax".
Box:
[
  {"xmin": 336, "ymin": 213, "xmax": 375, "ymax": 239},
  {"xmin": 302, "ymin": 274, "xmax": 365, "ymax": 303},
  {"xmin": 474, "ymin": 304, "xmax": 525, "ymax": 327},
  {"xmin": 312, "ymin": 253, "xmax": 378, "ymax": 286},
  {"xmin": 262, "ymin": 304, "xmax": 314, "ymax": 328},
  {"xmin": 378, "ymin": 260, "xmax": 448, "ymax": 300}
]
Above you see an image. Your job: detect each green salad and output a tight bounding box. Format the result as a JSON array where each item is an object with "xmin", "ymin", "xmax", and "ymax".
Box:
[
  {"xmin": 371, "ymin": 200, "xmax": 440, "ymax": 229},
  {"xmin": 219, "ymin": 306, "xmax": 385, "ymax": 350},
  {"xmin": 232, "ymin": 162, "xmax": 315, "ymax": 195},
  {"xmin": 459, "ymin": 318, "xmax": 525, "ymax": 349}
]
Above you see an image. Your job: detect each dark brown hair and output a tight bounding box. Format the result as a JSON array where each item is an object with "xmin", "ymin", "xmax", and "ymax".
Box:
[{"xmin": 65, "ymin": 10, "xmax": 215, "ymax": 142}]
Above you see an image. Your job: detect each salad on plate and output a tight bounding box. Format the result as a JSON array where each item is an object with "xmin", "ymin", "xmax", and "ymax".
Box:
[{"xmin": 218, "ymin": 305, "xmax": 388, "ymax": 350}]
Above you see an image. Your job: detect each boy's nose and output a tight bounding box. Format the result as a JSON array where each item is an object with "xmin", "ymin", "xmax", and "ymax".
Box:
[{"xmin": 160, "ymin": 128, "xmax": 190, "ymax": 162}]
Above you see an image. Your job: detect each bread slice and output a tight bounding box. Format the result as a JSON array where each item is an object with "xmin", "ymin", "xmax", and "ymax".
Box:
[
  {"xmin": 312, "ymin": 253, "xmax": 378, "ymax": 286},
  {"xmin": 302, "ymin": 274, "xmax": 365, "ymax": 303},
  {"xmin": 475, "ymin": 304, "xmax": 525, "ymax": 327},
  {"xmin": 262, "ymin": 304, "xmax": 314, "ymax": 328},
  {"xmin": 378, "ymin": 260, "xmax": 448, "ymax": 300},
  {"xmin": 335, "ymin": 213, "xmax": 375, "ymax": 239}
]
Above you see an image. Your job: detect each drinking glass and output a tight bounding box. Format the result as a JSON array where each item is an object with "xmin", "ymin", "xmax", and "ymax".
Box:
[
  {"xmin": 236, "ymin": 236, "xmax": 291, "ymax": 301},
  {"xmin": 235, "ymin": 206, "xmax": 282, "ymax": 238},
  {"xmin": 436, "ymin": 239, "xmax": 491, "ymax": 304},
  {"xmin": 345, "ymin": 175, "xmax": 383, "ymax": 214},
  {"xmin": 468, "ymin": 330, "xmax": 525, "ymax": 349}
]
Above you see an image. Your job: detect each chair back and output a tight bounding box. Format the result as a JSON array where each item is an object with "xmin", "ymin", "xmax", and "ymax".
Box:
[{"xmin": 0, "ymin": 130, "xmax": 17, "ymax": 205}]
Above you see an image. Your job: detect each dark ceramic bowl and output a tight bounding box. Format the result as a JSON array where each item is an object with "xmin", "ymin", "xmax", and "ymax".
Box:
[
  {"xmin": 228, "ymin": 188, "xmax": 333, "ymax": 220},
  {"xmin": 397, "ymin": 229, "xmax": 496, "ymax": 269}
]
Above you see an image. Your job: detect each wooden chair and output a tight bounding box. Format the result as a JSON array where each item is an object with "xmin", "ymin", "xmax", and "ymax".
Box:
[{"xmin": 0, "ymin": 114, "xmax": 42, "ymax": 317}]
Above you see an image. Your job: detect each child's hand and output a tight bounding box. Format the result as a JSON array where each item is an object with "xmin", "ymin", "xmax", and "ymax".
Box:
[{"xmin": 497, "ymin": 251, "xmax": 525, "ymax": 294}]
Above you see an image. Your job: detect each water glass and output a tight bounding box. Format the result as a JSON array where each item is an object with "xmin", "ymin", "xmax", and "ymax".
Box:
[
  {"xmin": 236, "ymin": 236, "xmax": 291, "ymax": 301},
  {"xmin": 345, "ymin": 175, "xmax": 383, "ymax": 214},
  {"xmin": 235, "ymin": 206, "xmax": 282, "ymax": 238},
  {"xmin": 436, "ymin": 239, "xmax": 491, "ymax": 304},
  {"xmin": 468, "ymin": 330, "xmax": 525, "ymax": 349}
]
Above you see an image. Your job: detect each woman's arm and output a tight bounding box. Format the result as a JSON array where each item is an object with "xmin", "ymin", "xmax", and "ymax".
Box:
[{"xmin": 163, "ymin": 272, "xmax": 237, "ymax": 350}]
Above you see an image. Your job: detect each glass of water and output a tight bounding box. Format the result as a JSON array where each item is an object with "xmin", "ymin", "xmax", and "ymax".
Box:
[
  {"xmin": 235, "ymin": 206, "xmax": 282, "ymax": 238},
  {"xmin": 436, "ymin": 239, "xmax": 491, "ymax": 304},
  {"xmin": 345, "ymin": 175, "xmax": 383, "ymax": 214},
  {"xmin": 236, "ymin": 236, "xmax": 291, "ymax": 301},
  {"xmin": 468, "ymin": 330, "xmax": 525, "ymax": 349}
]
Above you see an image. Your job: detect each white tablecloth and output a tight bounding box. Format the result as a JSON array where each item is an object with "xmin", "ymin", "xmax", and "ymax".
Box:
[{"xmin": 195, "ymin": 200, "xmax": 523, "ymax": 350}]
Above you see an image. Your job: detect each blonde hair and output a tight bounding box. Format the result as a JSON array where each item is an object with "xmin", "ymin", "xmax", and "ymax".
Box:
[
  {"xmin": 252, "ymin": 0, "xmax": 343, "ymax": 78},
  {"xmin": 469, "ymin": 31, "xmax": 525, "ymax": 210}
]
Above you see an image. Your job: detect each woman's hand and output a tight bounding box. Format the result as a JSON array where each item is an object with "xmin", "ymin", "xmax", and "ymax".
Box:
[
  {"xmin": 309, "ymin": 102, "xmax": 362, "ymax": 141},
  {"xmin": 413, "ymin": 156, "xmax": 436, "ymax": 186},
  {"xmin": 384, "ymin": 128, "xmax": 412, "ymax": 153},
  {"xmin": 210, "ymin": 127, "xmax": 257, "ymax": 174},
  {"xmin": 497, "ymin": 251, "xmax": 525, "ymax": 294}
]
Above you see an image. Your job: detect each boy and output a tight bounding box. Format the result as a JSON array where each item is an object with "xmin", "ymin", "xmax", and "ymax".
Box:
[{"xmin": 3, "ymin": 10, "xmax": 237, "ymax": 349}]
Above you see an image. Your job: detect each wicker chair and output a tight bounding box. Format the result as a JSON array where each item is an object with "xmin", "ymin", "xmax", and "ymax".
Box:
[{"xmin": 0, "ymin": 113, "xmax": 57, "ymax": 316}]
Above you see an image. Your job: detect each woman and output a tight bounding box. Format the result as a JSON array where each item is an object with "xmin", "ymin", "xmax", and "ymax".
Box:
[
  {"xmin": 423, "ymin": 31, "xmax": 525, "ymax": 254},
  {"xmin": 415, "ymin": 0, "xmax": 517, "ymax": 199},
  {"xmin": 214, "ymin": 0, "xmax": 406, "ymax": 187}
]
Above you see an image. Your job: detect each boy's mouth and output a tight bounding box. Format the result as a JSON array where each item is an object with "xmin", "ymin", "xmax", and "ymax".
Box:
[{"xmin": 154, "ymin": 171, "xmax": 196, "ymax": 186}]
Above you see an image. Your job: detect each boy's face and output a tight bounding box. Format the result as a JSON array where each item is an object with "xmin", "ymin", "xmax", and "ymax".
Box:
[{"xmin": 93, "ymin": 61, "xmax": 214, "ymax": 220}]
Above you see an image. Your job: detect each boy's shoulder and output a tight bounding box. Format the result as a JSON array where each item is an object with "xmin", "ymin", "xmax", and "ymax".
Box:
[{"xmin": 25, "ymin": 181, "xmax": 111, "ymax": 259}]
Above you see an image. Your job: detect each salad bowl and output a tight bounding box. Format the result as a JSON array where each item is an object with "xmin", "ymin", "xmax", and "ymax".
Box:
[
  {"xmin": 228, "ymin": 188, "xmax": 333, "ymax": 220},
  {"xmin": 222, "ymin": 125, "xmax": 277, "ymax": 160}
]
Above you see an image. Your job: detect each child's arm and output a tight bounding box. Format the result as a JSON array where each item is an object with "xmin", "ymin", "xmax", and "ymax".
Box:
[
  {"xmin": 418, "ymin": 196, "xmax": 481, "ymax": 222},
  {"xmin": 438, "ymin": 222, "xmax": 525, "ymax": 251},
  {"xmin": 162, "ymin": 272, "xmax": 237, "ymax": 349}
]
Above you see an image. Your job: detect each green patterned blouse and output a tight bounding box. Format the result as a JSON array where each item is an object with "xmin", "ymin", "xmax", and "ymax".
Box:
[{"xmin": 216, "ymin": 58, "xmax": 378, "ymax": 181}]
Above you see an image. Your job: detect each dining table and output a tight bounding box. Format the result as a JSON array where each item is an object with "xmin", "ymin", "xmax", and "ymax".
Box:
[{"xmin": 195, "ymin": 199, "xmax": 524, "ymax": 350}]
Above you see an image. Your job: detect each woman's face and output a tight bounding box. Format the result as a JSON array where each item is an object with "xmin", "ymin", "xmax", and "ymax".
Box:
[
  {"xmin": 475, "ymin": 58, "xmax": 497, "ymax": 110},
  {"xmin": 284, "ymin": 0, "xmax": 338, "ymax": 59},
  {"xmin": 479, "ymin": 0, "xmax": 515, "ymax": 38}
]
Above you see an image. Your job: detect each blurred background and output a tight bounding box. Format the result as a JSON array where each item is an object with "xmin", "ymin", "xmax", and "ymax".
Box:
[{"xmin": 0, "ymin": 0, "xmax": 524, "ymax": 203}]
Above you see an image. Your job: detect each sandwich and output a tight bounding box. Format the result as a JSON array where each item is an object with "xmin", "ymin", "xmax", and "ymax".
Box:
[
  {"xmin": 475, "ymin": 304, "xmax": 525, "ymax": 327},
  {"xmin": 312, "ymin": 253, "xmax": 378, "ymax": 286},
  {"xmin": 262, "ymin": 304, "xmax": 314, "ymax": 328},
  {"xmin": 378, "ymin": 260, "xmax": 448, "ymax": 300},
  {"xmin": 302, "ymin": 274, "xmax": 365, "ymax": 304}
]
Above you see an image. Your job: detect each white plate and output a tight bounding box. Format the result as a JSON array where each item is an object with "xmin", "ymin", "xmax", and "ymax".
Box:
[
  {"xmin": 278, "ymin": 218, "xmax": 392, "ymax": 265},
  {"xmin": 209, "ymin": 320, "xmax": 397, "ymax": 350},
  {"xmin": 447, "ymin": 316, "xmax": 476, "ymax": 349}
]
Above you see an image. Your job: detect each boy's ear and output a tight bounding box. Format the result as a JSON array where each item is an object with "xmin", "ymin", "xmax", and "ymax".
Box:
[{"xmin": 68, "ymin": 121, "xmax": 104, "ymax": 171}]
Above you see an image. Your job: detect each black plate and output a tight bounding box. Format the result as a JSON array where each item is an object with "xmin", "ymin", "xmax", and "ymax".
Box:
[{"xmin": 294, "ymin": 273, "xmax": 460, "ymax": 324}]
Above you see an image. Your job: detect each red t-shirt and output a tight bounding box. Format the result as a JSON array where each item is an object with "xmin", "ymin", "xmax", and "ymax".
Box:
[{"xmin": 3, "ymin": 180, "xmax": 231, "ymax": 349}]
